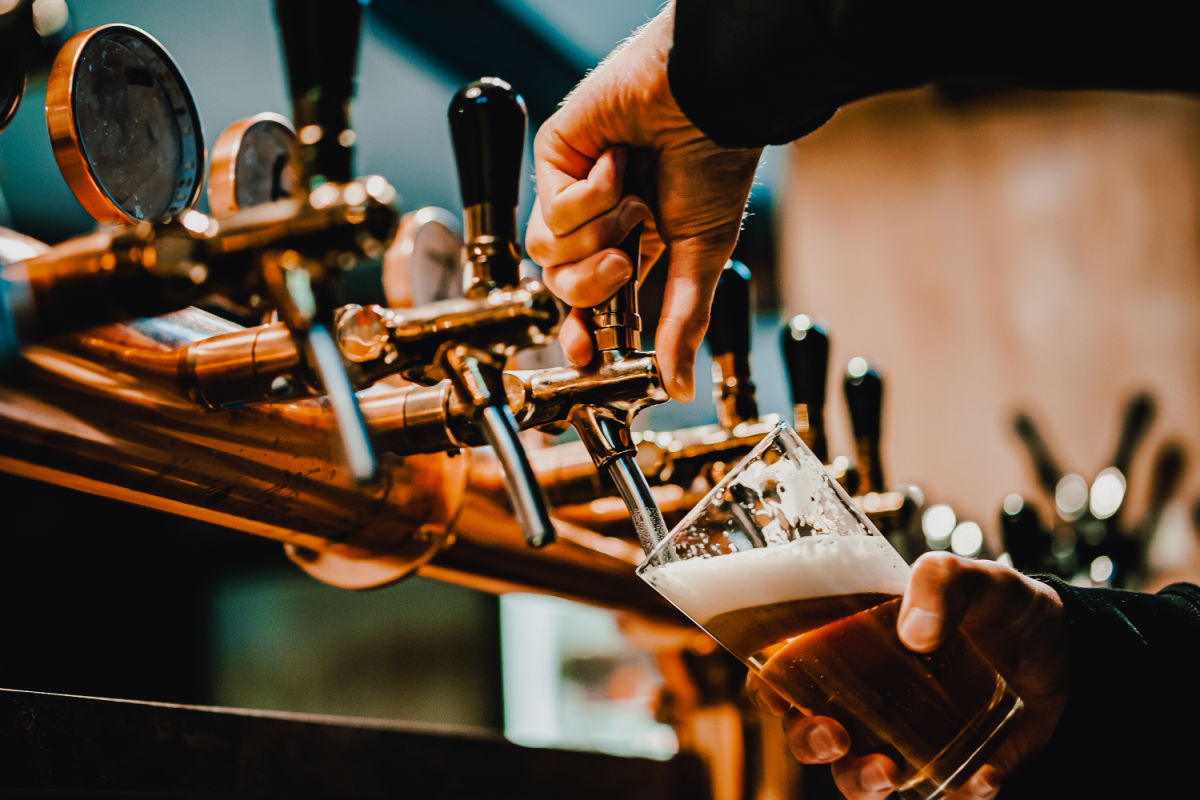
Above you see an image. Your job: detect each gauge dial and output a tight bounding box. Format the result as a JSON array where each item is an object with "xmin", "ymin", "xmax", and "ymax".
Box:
[
  {"xmin": 207, "ymin": 112, "xmax": 303, "ymax": 219},
  {"xmin": 382, "ymin": 206, "xmax": 464, "ymax": 308},
  {"xmin": 45, "ymin": 23, "xmax": 205, "ymax": 225}
]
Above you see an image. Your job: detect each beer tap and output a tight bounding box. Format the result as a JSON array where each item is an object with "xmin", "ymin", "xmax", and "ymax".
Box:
[
  {"xmin": 566, "ymin": 195, "xmax": 672, "ymax": 555},
  {"xmin": 844, "ymin": 356, "xmax": 885, "ymax": 496},
  {"xmin": 779, "ymin": 314, "xmax": 829, "ymax": 463},
  {"xmin": 707, "ymin": 260, "xmax": 758, "ymax": 430},
  {"xmin": 439, "ymin": 76, "xmax": 555, "ymax": 548}
]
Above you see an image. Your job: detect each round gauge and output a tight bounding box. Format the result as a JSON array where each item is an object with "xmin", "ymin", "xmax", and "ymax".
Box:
[
  {"xmin": 382, "ymin": 206, "xmax": 464, "ymax": 308},
  {"xmin": 45, "ymin": 23, "xmax": 205, "ymax": 225},
  {"xmin": 207, "ymin": 112, "xmax": 304, "ymax": 219}
]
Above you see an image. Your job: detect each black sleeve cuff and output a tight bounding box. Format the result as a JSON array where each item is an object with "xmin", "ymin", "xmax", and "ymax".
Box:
[{"xmin": 1000, "ymin": 577, "xmax": 1200, "ymax": 797}]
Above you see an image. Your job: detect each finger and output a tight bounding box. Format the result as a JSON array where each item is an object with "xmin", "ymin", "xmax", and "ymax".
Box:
[
  {"xmin": 527, "ymin": 196, "xmax": 650, "ymax": 269},
  {"xmin": 653, "ymin": 235, "xmax": 731, "ymax": 401},
  {"xmin": 542, "ymin": 250, "xmax": 634, "ymax": 309},
  {"xmin": 535, "ymin": 142, "xmax": 627, "ymax": 238},
  {"xmin": 831, "ymin": 753, "xmax": 899, "ymax": 800},
  {"xmin": 898, "ymin": 551, "xmax": 1040, "ymax": 653},
  {"xmin": 558, "ymin": 309, "xmax": 594, "ymax": 367},
  {"xmin": 783, "ymin": 712, "xmax": 851, "ymax": 764}
]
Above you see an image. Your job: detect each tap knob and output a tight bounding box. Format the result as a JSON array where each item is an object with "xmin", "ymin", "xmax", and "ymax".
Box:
[
  {"xmin": 844, "ymin": 357, "xmax": 885, "ymax": 495},
  {"xmin": 706, "ymin": 260, "xmax": 758, "ymax": 429},
  {"xmin": 274, "ymin": 0, "xmax": 363, "ymax": 187},
  {"xmin": 1012, "ymin": 411, "xmax": 1065, "ymax": 503},
  {"xmin": 449, "ymin": 77, "xmax": 526, "ymax": 292},
  {"xmin": 780, "ymin": 314, "xmax": 829, "ymax": 463},
  {"xmin": 1110, "ymin": 391, "xmax": 1156, "ymax": 477}
]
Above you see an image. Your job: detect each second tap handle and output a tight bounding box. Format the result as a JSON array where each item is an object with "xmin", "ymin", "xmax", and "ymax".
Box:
[
  {"xmin": 780, "ymin": 314, "xmax": 829, "ymax": 462},
  {"xmin": 449, "ymin": 77, "xmax": 526, "ymax": 290},
  {"xmin": 844, "ymin": 357, "xmax": 884, "ymax": 494},
  {"xmin": 274, "ymin": 0, "xmax": 363, "ymax": 187},
  {"xmin": 706, "ymin": 260, "xmax": 757, "ymax": 428}
]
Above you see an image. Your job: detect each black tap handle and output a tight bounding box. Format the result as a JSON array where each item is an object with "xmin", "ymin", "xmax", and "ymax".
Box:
[
  {"xmin": 706, "ymin": 260, "xmax": 757, "ymax": 427},
  {"xmin": 274, "ymin": 0, "xmax": 363, "ymax": 186},
  {"xmin": 1110, "ymin": 391, "xmax": 1156, "ymax": 478},
  {"xmin": 707, "ymin": 260, "xmax": 752, "ymax": 359},
  {"xmin": 1013, "ymin": 411, "xmax": 1064, "ymax": 501},
  {"xmin": 999, "ymin": 494, "xmax": 1049, "ymax": 574},
  {"xmin": 844, "ymin": 359, "xmax": 884, "ymax": 494},
  {"xmin": 448, "ymin": 77, "xmax": 526, "ymax": 288},
  {"xmin": 780, "ymin": 314, "xmax": 829, "ymax": 462}
]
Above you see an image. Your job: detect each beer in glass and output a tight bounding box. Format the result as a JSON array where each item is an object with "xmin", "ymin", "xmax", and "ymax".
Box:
[{"xmin": 637, "ymin": 422, "xmax": 1022, "ymax": 800}]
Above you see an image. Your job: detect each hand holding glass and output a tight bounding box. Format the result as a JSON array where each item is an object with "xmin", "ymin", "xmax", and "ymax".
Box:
[{"xmin": 637, "ymin": 423, "xmax": 1021, "ymax": 800}]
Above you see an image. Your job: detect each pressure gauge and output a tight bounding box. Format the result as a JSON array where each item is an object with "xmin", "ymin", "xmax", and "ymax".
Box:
[
  {"xmin": 207, "ymin": 112, "xmax": 304, "ymax": 219},
  {"xmin": 45, "ymin": 23, "xmax": 205, "ymax": 225},
  {"xmin": 382, "ymin": 206, "xmax": 464, "ymax": 307}
]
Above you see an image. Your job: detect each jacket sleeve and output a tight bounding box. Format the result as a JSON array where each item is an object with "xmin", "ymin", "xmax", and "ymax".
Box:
[
  {"xmin": 1000, "ymin": 577, "xmax": 1200, "ymax": 798},
  {"xmin": 667, "ymin": 0, "xmax": 1200, "ymax": 148}
]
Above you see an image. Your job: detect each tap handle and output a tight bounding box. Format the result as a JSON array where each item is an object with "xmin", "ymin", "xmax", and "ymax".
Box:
[
  {"xmin": 449, "ymin": 77, "xmax": 526, "ymax": 290},
  {"xmin": 274, "ymin": 0, "xmax": 363, "ymax": 187},
  {"xmin": 1013, "ymin": 411, "xmax": 1064, "ymax": 501},
  {"xmin": 999, "ymin": 494, "xmax": 1050, "ymax": 574},
  {"xmin": 844, "ymin": 357, "xmax": 884, "ymax": 494},
  {"xmin": 706, "ymin": 260, "xmax": 757, "ymax": 428},
  {"xmin": 591, "ymin": 166, "xmax": 647, "ymax": 356},
  {"xmin": 780, "ymin": 314, "xmax": 829, "ymax": 462},
  {"xmin": 1110, "ymin": 390, "xmax": 1155, "ymax": 478},
  {"xmin": 261, "ymin": 255, "xmax": 378, "ymax": 483}
]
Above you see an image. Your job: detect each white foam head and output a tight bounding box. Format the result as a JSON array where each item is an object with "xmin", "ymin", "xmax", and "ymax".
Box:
[{"xmin": 643, "ymin": 533, "xmax": 910, "ymax": 624}]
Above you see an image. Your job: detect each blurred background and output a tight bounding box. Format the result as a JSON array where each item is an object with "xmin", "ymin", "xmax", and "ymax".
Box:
[{"xmin": 3, "ymin": 0, "xmax": 1200, "ymax": 778}]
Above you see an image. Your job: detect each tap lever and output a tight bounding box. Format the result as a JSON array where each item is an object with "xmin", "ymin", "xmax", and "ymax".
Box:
[
  {"xmin": 442, "ymin": 343, "xmax": 554, "ymax": 547},
  {"xmin": 274, "ymin": 0, "xmax": 363, "ymax": 187},
  {"xmin": 260, "ymin": 250, "xmax": 377, "ymax": 483},
  {"xmin": 844, "ymin": 357, "xmax": 884, "ymax": 494},
  {"xmin": 449, "ymin": 77, "xmax": 526, "ymax": 292},
  {"xmin": 592, "ymin": 159, "xmax": 651, "ymax": 357},
  {"xmin": 706, "ymin": 259, "xmax": 757, "ymax": 428},
  {"xmin": 780, "ymin": 314, "xmax": 830, "ymax": 463}
]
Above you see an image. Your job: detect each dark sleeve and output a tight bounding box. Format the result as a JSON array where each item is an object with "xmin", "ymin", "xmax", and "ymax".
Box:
[
  {"xmin": 667, "ymin": 0, "xmax": 1200, "ymax": 148},
  {"xmin": 999, "ymin": 577, "xmax": 1200, "ymax": 798}
]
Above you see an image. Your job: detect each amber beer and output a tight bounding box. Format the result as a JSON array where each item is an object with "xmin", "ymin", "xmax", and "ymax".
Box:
[{"xmin": 643, "ymin": 534, "xmax": 1021, "ymax": 800}]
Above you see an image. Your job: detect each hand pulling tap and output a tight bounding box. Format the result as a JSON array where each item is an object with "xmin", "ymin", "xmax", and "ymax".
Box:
[{"xmin": 561, "ymin": 169, "xmax": 672, "ymax": 555}]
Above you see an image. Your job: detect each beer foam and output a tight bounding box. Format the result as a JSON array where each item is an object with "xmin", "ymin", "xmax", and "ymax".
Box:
[{"xmin": 643, "ymin": 533, "xmax": 910, "ymax": 624}]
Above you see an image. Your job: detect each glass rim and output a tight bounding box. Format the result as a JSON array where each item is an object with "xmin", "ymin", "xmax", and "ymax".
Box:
[{"xmin": 636, "ymin": 419, "xmax": 801, "ymax": 574}]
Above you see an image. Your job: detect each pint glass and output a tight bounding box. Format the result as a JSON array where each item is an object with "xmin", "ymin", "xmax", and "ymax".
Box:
[{"xmin": 637, "ymin": 422, "xmax": 1022, "ymax": 800}]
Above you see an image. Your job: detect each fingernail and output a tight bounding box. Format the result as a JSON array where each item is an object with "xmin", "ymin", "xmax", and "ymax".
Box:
[
  {"xmin": 899, "ymin": 607, "xmax": 941, "ymax": 650},
  {"xmin": 670, "ymin": 371, "xmax": 693, "ymax": 402},
  {"xmin": 597, "ymin": 254, "xmax": 632, "ymax": 290},
  {"xmin": 863, "ymin": 762, "xmax": 894, "ymax": 793}
]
